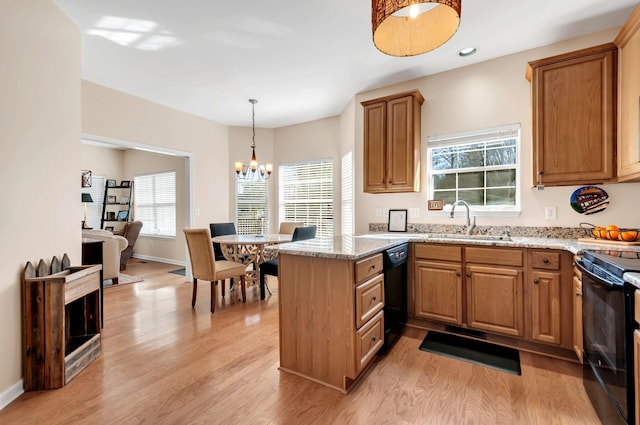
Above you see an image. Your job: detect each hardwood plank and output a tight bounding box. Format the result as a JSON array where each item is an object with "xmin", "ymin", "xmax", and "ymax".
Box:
[{"xmin": 1, "ymin": 258, "xmax": 602, "ymax": 424}]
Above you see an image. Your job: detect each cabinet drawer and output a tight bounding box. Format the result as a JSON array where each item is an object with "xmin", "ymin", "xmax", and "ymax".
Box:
[
  {"xmin": 355, "ymin": 310, "xmax": 384, "ymax": 373},
  {"xmin": 355, "ymin": 274, "xmax": 384, "ymax": 329},
  {"xmin": 465, "ymin": 247, "xmax": 522, "ymax": 267},
  {"xmin": 414, "ymin": 244, "xmax": 462, "ymax": 262},
  {"xmin": 355, "ymin": 254, "xmax": 383, "ymax": 283},
  {"xmin": 531, "ymin": 251, "xmax": 561, "ymax": 270}
]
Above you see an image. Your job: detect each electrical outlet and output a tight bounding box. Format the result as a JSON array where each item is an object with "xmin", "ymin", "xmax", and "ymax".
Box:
[
  {"xmin": 375, "ymin": 208, "xmax": 382, "ymax": 218},
  {"xmin": 194, "ymin": 208, "xmax": 200, "ymax": 217},
  {"xmin": 545, "ymin": 206, "xmax": 557, "ymax": 220},
  {"xmin": 409, "ymin": 208, "xmax": 420, "ymax": 218}
]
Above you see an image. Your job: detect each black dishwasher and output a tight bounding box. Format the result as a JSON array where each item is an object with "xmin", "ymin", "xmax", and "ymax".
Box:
[{"xmin": 382, "ymin": 243, "xmax": 408, "ymax": 349}]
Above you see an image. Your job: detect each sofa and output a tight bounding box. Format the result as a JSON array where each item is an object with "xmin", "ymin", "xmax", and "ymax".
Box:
[{"xmin": 82, "ymin": 229, "xmax": 128, "ymax": 284}]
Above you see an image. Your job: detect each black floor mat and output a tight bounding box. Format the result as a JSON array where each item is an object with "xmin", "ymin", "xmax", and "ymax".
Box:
[
  {"xmin": 168, "ymin": 268, "xmax": 185, "ymax": 276},
  {"xmin": 419, "ymin": 331, "xmax": 521, "ymax": 375}
]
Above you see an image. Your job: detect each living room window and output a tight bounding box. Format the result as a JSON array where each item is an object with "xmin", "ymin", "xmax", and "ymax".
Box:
[
  {"xmin": 236, "ymin": 179, "xmax": 268, "ymax": 234},
  {"xmin": 134, "ymin": 171, "xmax": 176, "ymax": 237},
  {"xmin": 279, "ymin": 159, "xmax": 334, "ymax": 237},
  {"xmin": 341, "ymin": 151, "xmax": 353, "ymax": 236},
  {"xmin": 427, "ymin": 124, "xmax": 521, "ymax": 216}
]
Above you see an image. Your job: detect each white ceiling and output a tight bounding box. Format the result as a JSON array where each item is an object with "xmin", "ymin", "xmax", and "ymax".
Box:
[{"xmin": 53, "ymin": 0, "xmax": 638, "ymax": 128}]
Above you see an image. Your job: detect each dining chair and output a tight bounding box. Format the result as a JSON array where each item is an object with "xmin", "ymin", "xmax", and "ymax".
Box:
[
  {"xmin": 184, "ymin": 228, "xmax": 246, "ymax": 313},
  {"xmin": 259, "ymin": 225, "xmax": 317, "ymax": 299},
  {"xmin": 278, "ymin": 221, "xmax": 304, "ymax": 235},
  {"xmin": 210, "ymin": 222, "xmax": 237, "ymax": 261}
]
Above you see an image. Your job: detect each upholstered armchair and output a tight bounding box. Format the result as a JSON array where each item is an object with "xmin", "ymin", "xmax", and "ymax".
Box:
[
  {"xmin": 116, "ymin": 221, "xmax": 143, "ymax": 271},
  {"xmin": 82, "ymin": 229, "xmax": 128, "ymax": 284}
]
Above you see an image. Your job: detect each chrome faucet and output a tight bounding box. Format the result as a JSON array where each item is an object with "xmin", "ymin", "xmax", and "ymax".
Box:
[{"xmin": 450, "ymin": 200, "xmax": 476, "ymax": 235}]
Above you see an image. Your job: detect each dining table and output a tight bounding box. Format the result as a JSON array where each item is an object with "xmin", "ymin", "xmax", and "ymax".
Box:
[{"xmin": 211, "ymin": 233, "xmax": 292, "ymax": 292}]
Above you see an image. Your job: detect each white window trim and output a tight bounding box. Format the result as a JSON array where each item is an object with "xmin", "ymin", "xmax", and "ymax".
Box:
[{"xmin": 426, "ymin": 123, "xmax": 521, "ymax": 218}]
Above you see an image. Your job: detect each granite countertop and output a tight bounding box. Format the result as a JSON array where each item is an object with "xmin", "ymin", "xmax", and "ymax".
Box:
[{"xmin": 267, "ymin": 233, "xmax": 640, "ymax": 261}]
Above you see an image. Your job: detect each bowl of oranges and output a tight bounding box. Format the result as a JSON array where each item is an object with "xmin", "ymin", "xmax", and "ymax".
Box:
[{"xmin": 581, "ymin": 223, "xmax": 640, "ymax": 242}]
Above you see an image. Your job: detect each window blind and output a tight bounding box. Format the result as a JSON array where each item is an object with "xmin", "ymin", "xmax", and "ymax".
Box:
[
  {"xmin": 341, "ymin": 151, "xmax": 353, "ymax": 236},
  {"xmin": 134, "ymin": 171, "xmax": 176, "ymax": 237},
  {"xmin": 279, "ymin": 159, "xmax": 333, "ymax": 237},
  {"xmin": 236, "ymin": 179, "xmax": 268, "ymax": 234}
]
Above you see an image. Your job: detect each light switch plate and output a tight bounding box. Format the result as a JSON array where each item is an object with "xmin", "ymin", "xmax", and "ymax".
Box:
[{"xmin": 545, "ymin": 206, "xmax": 557, "ymax": 220}]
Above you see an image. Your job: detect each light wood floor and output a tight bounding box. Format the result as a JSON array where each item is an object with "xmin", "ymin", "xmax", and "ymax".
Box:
[{"xmin": 1, "ymin": 259, "xmax": 602, "ymax": 424}]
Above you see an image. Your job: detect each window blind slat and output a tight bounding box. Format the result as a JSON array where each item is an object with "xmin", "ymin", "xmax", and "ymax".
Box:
[{"xmin": 134, "ymin": 171, "xmax": 176, "ymax": 237}]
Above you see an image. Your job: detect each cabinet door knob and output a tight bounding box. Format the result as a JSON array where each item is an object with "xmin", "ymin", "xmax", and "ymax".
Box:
[
  {"xmin": 576, "ymin": 291, "xmax": 582, "ymax": 296},
  {"xmin": 456, "ymin": 272, "xmax": 461, "ymax": 277},
  {"xmin": 534, "ymin": 279, "xmax": 539, "ymax": 284},
  {"xmin": 466, "ymin": 273, "xmax": 471, "ymax": 278}
]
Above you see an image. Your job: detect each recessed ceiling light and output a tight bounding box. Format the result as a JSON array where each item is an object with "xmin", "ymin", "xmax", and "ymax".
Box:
[{"xmin": 458, "ymin": 47, "xmax": 477, "ymax": 57}]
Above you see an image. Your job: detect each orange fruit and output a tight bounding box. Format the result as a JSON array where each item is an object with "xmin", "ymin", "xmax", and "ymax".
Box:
[
  {"xmin": 605, "ymin": 225, "xmax": 620, "ymax": 240},
  {"xmin": 619, "ymin": 230, "xmax": 639, "ymax": 242},
  {"xmin": 593, "ymin": 226, "xmax": 605, "ymax": 239}
]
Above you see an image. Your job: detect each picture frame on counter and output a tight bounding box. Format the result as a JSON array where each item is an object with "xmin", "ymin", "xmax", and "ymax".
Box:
[{"xmin": 388, "ymin": 209, "xmax": 407, "ymax": 232}]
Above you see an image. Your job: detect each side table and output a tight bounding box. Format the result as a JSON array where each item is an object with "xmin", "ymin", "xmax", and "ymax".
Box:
[{"xmin": 82, "ymin": 238, "xmax": 104, "ymax": 327}]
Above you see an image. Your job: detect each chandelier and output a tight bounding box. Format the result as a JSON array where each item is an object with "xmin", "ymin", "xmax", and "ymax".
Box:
[
  {"xmin": 372, "ymin": 0, "xmax": 462, "ymax": 57},
  {"xmin": 234, "ymin": 99, "xmax": 272, "ymax": 180}
]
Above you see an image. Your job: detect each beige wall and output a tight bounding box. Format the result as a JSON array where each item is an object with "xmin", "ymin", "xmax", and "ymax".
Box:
[
  {"xmin": 81, "ymin": 144, "xmax": 125, "ymax": 182},
  {"xmin": 0, "ymin": 0, "xmax": 80, "ymax": 405},
  {"xmin": 123, "ymin": 149, "xmax": 187, "ymax": 263},
  {"xmin": 81, "ymin": 81, "xmax": 230, "ymax": 229},
  {"xmin": 273, "ymin": 117, "xmax": 341, "ymax": 234},
  {"xmin": 352, "ymin": 29, "xmax": 640, "ymax": 233}
]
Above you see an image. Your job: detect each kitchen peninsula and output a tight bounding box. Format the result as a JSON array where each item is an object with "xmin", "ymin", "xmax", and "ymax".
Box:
[{"xmin": 269, "ymin": 233, "xmax": 640, "ymax": 393}]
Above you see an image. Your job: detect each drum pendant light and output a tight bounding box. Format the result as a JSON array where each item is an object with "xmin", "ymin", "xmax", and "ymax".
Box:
[{"xmin": 372, "ymin": 0, "xmax": 462, "ymax": 57}]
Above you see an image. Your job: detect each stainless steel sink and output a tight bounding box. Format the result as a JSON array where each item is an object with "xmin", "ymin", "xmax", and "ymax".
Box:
[{"xmin": 425, "ymin": 233, "xmax": 511, "ymax": 242}]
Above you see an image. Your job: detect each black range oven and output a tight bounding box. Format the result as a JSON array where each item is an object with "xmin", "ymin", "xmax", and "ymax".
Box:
[{"xmin": 576, "ymin": 250, "xmax": 640, "ymax": 425}]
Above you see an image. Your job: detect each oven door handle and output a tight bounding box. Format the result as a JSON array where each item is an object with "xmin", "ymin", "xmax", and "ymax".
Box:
[{"xmin": 575, "ymin": 259, "xmax": 623, "ymax": 289}]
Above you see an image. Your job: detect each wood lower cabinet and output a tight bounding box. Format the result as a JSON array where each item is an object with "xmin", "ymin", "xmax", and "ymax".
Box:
[
  {"xmin": 615, "ymin": 4, "xmax": 640, "ymax": 182},
  {"xmin": 415, "ymin": 260, "xmax": 463, "ymax": 324},
  {"xmin": 527, "ymin": 43, "xmax": 617, "ymax": 186},
  {"xmin": 410, "ymin": 244, "xmax": 576, "ymax": 360},
  {"xmin": 278, "ymin": 252, "xmax": 384, "ymax": 393},
  {"xmin": 361, "ymin": 90, "xmax": 423, "ymax": 193},
  {"xmin": 573, "ymin": 256, "xmax": 584, "ymax": 362},
  {"xmin": 528, "ymin": 250, "xmax": 573, "ymax": 350},
  {"xmin": 413, "ymin": 245, "xmax": 463, "ymax": 325},
  {"xmin": 466, "ymin": 264, "xmax": 524, "ymax": 337}
]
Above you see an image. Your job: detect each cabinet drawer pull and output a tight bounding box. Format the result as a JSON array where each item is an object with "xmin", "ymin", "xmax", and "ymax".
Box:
[
  {"xmin": 543, "ymin": 258, "xmax": 549, "ymax": 263},
  {"xmin": 369, "ymin": 265, "xmax": 376, "ymax": 270},
  {"xmin": 576, "ymin": 291, "xmax": 582, "ymax": 296},
  {"xmin": 371, "ymin": 336, "xmax": 377, "ymax": 342},
  {"xmin": 371, "ymin": 296, "xmax": 377, "ymax": 302}
]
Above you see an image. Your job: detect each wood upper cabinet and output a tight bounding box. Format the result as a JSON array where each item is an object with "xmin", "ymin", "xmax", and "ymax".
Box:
[
  {"xmin": 615, "ymin": 4, "xmax": 640, "ymax": 181},
  {"xmin": 362, "ymin": 90, "xmax": 423, "ymax": 193},
  {"xmin": 527, "ymin": 43, "xmax": 617, "ymax": 186}
]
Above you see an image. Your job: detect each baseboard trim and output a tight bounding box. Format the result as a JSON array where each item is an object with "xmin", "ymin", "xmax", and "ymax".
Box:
[
  {"xmin": 0, "ymin": 380, "xmax": 24, "ymax": 411},
  {"xmin": 131, "ymin": 254, "xmax": 185, "ymax": 267}
]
